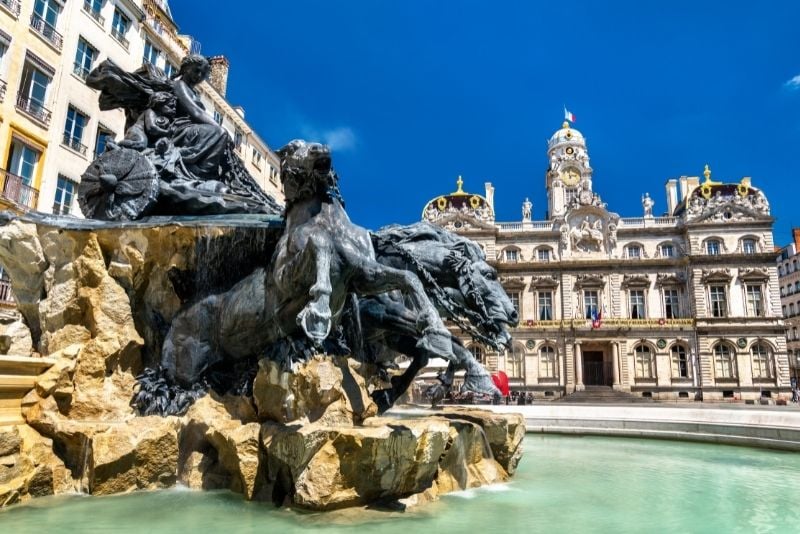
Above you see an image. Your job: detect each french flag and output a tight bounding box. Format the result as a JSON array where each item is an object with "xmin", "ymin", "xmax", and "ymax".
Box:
[
  {"xmin": 564, "ymin": 107, "xmax": 575, "ymax": 123},
  {"xmin": 591, "ymin": 309, "xmax": 602, "ymax": 329}
]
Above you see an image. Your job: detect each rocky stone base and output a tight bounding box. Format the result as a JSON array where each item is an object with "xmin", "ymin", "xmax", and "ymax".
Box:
[{"xmin": 3, "ymin": 395, "xmax": 523, "ymax": 511}]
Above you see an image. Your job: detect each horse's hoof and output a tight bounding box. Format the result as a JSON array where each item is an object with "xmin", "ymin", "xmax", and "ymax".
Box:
[
  {"xmin": 416, "ymin": 329, "xmax": 455, "ymax": 361},
  {"xmin": 297, "ymin": 304, "xmax": 331, "ymax": 347},
  {"xmin": 372, "ymin": 388, "xmax": 395, "ymax": 414}
]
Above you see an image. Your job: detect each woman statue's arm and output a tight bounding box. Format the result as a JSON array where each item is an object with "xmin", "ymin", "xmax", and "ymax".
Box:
[{"xmin": 173, "ymin": 80, "xmax": 218, "ymax": 127}]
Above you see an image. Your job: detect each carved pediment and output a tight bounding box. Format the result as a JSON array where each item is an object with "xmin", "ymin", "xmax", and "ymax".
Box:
[
  {"xmin": 574, "ymin": 273, "xmax": 605, "ymax": 288},
  {"xmin": 701, "ymin": 268, "xmax": 732, "ymax": 283},
  {"xmin": 621, "ymin": 274, "xmax": 650, "ymax": 288},
  {"xmin": 685, "ymin": 189, "xmax": 771, "ymax": 224},
  {"xmin": 500, "ymin": 276, "xmax": 526, "ymax": 289},
  {"xmin": 433, "ymin": 212, "xmax": 497, "ymax": 232},
  {"xmin": 738, "ymin": 267, "xmax": 770, "ymax": 282},
  {"xmin": 529, "ymin": 275, "xmax": 559, "ymax": 289},
  {"xmin": 656, "ymin": 272, "xmax": 686, "ymax": 286}
]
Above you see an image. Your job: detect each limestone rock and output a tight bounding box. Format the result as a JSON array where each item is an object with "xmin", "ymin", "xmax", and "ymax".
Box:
[
  {"xmin": 0, "ymin": 221, "xmax": 47, "ymax": 341},
  {"xmin": 253, "ymin": 356, "xmax": 377, "ymax": 426},
  {"xmin": 261, "ymin": 418, "xmax": 451, "ymax": 510},
  {"xmin": 429, "ymin": 408, "xmax": 525, "ymax": 475},
  {"xmin": 181, "ymin": 395, "xmax": 264, "ymax": 499},
  {"xmin": 0, "ymin": 425, "xmax": 73, "ymax": 507}
]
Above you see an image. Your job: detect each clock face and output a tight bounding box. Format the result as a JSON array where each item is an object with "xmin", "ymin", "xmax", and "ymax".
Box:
[{"xmin": 561, "ymin": 168, "xmax": 580, "ymax": 186}]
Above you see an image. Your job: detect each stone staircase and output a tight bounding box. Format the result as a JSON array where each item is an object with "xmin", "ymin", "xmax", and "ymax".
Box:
[
  {"xmin": 0, "ymin": 355, "xmax": 55, "ymax": 425},
  {"xmin": 557, "ymin": 386, "xmax": 655, "ymax": 403}
]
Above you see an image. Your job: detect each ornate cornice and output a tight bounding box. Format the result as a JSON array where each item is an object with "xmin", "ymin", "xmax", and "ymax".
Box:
[
  {"xmin": 574, "ymin": 273, "xmax": 605, "ymax": 288},
  {"xmin": 500, "ymin": 276, "xmax": 526, "ymax": 289},
  {"xmin": 529, "ymin": 275, "xmax": 559, "ymax": 289},
  {"xmin": 621, "ymin": 274, "xmax": 650, "ymax": 288},
  {"xmin": 738, "ymin": 267, "xmax": 770, "ymax": 282},
  {"xmin": 700, "ymin": 268, "xmax": 732, "ymax": 283},
  {"xmin": 656, "ymin": 272, "xmax": 686, "ymax": 287}
]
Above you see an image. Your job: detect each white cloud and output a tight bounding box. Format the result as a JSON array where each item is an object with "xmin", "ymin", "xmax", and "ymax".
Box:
[
  {"xmin": 299, "ymin": 125, "xmax": 358, "ymax": 152},
  {"xmin": 785, "ymin": 74, "xmax": 800, "ymax": 89}
]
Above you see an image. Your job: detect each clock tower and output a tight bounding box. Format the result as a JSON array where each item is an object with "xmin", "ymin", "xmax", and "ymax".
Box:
[{"xmin": 546, "ymin": 121, "xmax": 593, "ymax": 219}]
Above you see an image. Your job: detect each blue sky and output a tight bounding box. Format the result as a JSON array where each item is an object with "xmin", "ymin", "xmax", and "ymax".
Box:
[{"xmin": 171, "ymin": 0, "xmax": 800, "ymax": 245}]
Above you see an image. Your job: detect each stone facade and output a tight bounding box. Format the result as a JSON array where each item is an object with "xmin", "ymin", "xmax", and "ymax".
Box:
[
  {"xmin": 0, "ymin": 0, "xmax": 283, "ymax": 222},
  {"xmin": 777, "ymin": 229, "xmax": 800, "ymax": 386},
  {"xmin": 422, "ymin": 121, "xmax": 789, "ymax": 402}
]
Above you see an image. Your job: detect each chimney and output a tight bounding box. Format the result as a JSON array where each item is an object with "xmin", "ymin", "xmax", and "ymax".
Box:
[
  {"xmin": 678, "ymin": 175, "xmax": 689, "ymax": 201},
  {"xmin": 208, "ymin": 55, "xmax": 229, "ymax": 97},
  {"xmin": 793, "ymin": 228, "xmax": 800, "ymax": 250},
  {"xmin": 665, "ymin": 179, "xmax": 678, "ymax": 215},
  {"xmin": 484, "ymin": 182, "xmax": 495, "ymax": 211}
]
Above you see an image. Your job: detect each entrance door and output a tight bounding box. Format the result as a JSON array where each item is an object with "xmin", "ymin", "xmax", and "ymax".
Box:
[{"xmin": 583, "ymin": 351, "xmax": 609, "ymax": 386}]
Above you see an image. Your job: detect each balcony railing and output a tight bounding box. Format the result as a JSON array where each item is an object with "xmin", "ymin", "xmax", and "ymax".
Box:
[
  {"xmin": 30, "ymin": 14, "xmax": 63, "ymax": 51},
  {"xmin": 15, "ymin": 94, "xmax": 52, "ymax": 126},
  {"xmin": 62, "ymin": 134, "xmax": 88, "ymax": 155},
  {"xmin": 111, "ymin": 28, "xmax": 129, "ymax": 49},
  {"xmin": 82, "ymin": 1, "xmax": 105, "ymax": 25},
  {"xmin": 0, "ymin": 277, "xmax": 14, "ymax": 305},
  {"xmin": 73, "ymin": 62, "xmax": 91, "ymax": 80},
  {"xmin": 0, "ymin": 169, "xmax": 39, "ymax": 210},
  {"xmin": 0, "ymin": 79, "xmax": 6, "ymax": 102},
  {"xmin": 0, "ymin": 0, "xmax": 21, "ymax": 17}
]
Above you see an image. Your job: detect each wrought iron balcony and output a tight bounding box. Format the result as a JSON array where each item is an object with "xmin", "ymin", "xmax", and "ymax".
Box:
[
  {"xmin": 73, "ymin": 62, "xmax": 91, "ymax": 81},
  {"xmin": 62, "ymin": 134, "xmax": 88, "ymax": 156},
  {"xmin": 111, "ymin": 28, "xmax": 129, "ymax": 49},
  {"xmin": 30, "ymin": 14, "xmax": 63, "ymax": 51},
  {"xmin": 0, "ymin": 79, "xmax": 6, "ymax": 102},
  {"xmin": 0, "ymin": 168, "xmax": 39, "ymax": 210},
  {"xmin": 0, "ymin": 0, "xmax": 21, "ymax": 18},
  {"xmin": 15, "ymin": 94, "xmax": 52, "ymax": 126},
  {"xmin": 82, "ymin": 1, "xmax": 105, "ymax": 25}
]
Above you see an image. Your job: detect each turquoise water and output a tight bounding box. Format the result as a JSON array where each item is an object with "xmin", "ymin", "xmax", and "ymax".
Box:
[{"xmin": 3, "ymin": 435, "xmax": 800, "ymax": 533}]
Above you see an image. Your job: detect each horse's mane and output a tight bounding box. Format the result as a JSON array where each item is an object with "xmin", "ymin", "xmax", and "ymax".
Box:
[{"xmin": 374, "ymin": 222, "xmax": 485, "ymax": 261}]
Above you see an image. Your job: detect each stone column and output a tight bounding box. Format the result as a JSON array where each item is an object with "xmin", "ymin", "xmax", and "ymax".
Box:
[
  {"xmin": 612, "ymin": 342, "xmax": 621, "ymax": 389},
  {"xmin": 575, "ymin": 342, "xmax": 584, "ymax": 391}
]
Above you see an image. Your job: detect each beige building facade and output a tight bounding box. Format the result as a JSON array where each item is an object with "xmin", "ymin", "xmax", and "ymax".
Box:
[
  {"xmin": 0, "ymin": 0, "xmax": 283, "ymax": 223},
  {"xmin": 423, "ymin": 121, "xmax": 789, "ymax": 402},
  {"xmin": 777, "ymin": 229, "xmax": 800, "ymax": 386}
]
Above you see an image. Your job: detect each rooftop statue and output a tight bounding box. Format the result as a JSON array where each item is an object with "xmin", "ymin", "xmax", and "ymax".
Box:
[{"xmin": 79, "ymin": 55, "xmax": 282, "ymax": 220}]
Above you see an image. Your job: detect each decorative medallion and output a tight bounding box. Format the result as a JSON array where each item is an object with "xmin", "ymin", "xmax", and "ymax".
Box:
[
  {"xmin": 566, "ymin": 146, "xmax": 574, "ymax": 155},
  {"xmin": 526, "ymin": 340, "xmax": 536, "ymax": 350},
  {"xmin": 469, "ymin": 195, "xmax": 481, "ymax": 209},
  {"xmin": 737, "ymin": 337, "xmax": 747, "ymax": 349},
  {"xmin": 657, "ymin": 338, "xmax": 667, "ymax": 349},
  {"xmin": 737, "ymin": 183, "xmax": 749, "ymax": 197},
  {"xmin": 565, "ymin": 131, "xmax": 572, "ymax": 139},
  {"xmin": 436, "ymin": 196, "xmax": 447, "ymax": 210}
]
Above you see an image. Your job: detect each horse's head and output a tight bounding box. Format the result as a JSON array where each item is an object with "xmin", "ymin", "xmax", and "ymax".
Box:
[
  {"xmin": 374, "ymin": 223, "xmax": 518, "ymax": 350},
  {"xmin": 275, "ymin": 139, "xmax": 336, "ymax": 205},
  {"xmin": 444, "ymin": 240, "xmax": 518, "ymax": 349}
]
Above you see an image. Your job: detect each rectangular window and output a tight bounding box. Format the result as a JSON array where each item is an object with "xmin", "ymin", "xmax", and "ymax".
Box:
[
  {"xmin": 213, "ymin": 110, "xmax": 223, "ymax": 125},
  {"xmin": 504, "ymin": 249, "xmax": 518, "ymax": 262},
  {"xmin": 706, "ymin": 240, "xmax": 721, "ymax": 255},
  {"xmin": 584, "ymin": 290, "xmax": 599, "ymax": 319},
  {"xmin": 627, "ymin": 246, "xmax": 641, "ymax": 259},
  {"xmin": 709, "ymin": 285, "xmax": 727, "ymax": 318},
  {"xmin": 94, "ymin": 128, "xmax": 114, "ymax": 159},
  {"xmin": 0, "ymin": 40, "xmax": 8, "ymax": 70},
  {"xmin": 143, "ymin": 39, "xmax": 161, "ymax": 66},
  {"xmin": 33, "ymin": 0, "xmax": 60, "ymax": 27},
  {"xmin": 507, "ymin": 291, "xmax": 520, "ymax": 315},
  {"xmin": 539, "ymin": 347, "xmax": 557, "ymax": 379},
  {"xmin": 790, "ymin": 303, "xmax": 796, "ymax": 316},
  {"xmin": 565, "ymin": 188, "xmax": 578, "ymax": 205},
  {"xmin": 745, "ymin": 285, "xmax": 763, "ymax": 317},
  {"xmin": 629, "ymin": 290, "xmax": 645, "ymax": 319},
  {"xmin": 537, "ymin": 249, "xmax": 550, "ymax": 262},
  {"xmin": 163, "ymin": 62, "xmax": 176, "ymax": 78},
  {"xmin": 664, "ymin": 289, "xmax": 680, "ymax": 319},
  {"xmin": 63, "ymin": 106, "xmax": 88, "ymax": 153},
  {"xmin": 538, "ymin": 291, "xmax": 553, "ymax": 321},
  {"xmin": 20, "ymin": 62, "xmax": 51, "ymax": 108},
  {"xmin": 660, "ymin": 244, "xmax": 674, "ymax": 257},
  {"xmin": 111, "ymin": 10, "xmax": 130, "ymax": 46},
  {"xmin": 742, "ymin": 239, "xmax": 757, "ymax": 254},
  {"xmin": 252, "ymin": 148, "xmax": 263, "ymax": 168},
  {"xmin": 83, "ymin": 0, "xmax": 104, "ymax": 23},
  {"xmin": 4, "ymin": 140, "xmax": 41, "ymax": 208},
  {"xmin": 74, "ymin": 38, "xmax": 97, "ymax": 80},
  {"xmin": 52, "ymin": 175, "xmax": 75, "ymax": 215}
]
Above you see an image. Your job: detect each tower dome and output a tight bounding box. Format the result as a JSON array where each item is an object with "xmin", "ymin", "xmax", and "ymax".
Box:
[
  {"xmin": 422, "ymin": 176, "xmax": 494, "ymax": 224},
  {"xmin": 548, "ymin": 121, "xmax": 585, "ymax": 150}
]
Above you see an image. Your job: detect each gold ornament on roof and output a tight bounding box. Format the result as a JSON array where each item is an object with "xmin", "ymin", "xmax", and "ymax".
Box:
[
  {"xmin": 469, "ymin": 195, "xmax": 481, "ymax": 209},
  {"xmin": 699, "ymin": 164, "xmax": 722, "ymax": 199},
  {"xmin": 452, "ymin": 175, "xmax": 467, "ymax": 196},
  {"xmin": 736, "ymin": 178, "xmax": 750, "ymax": 197},
  {"xmin": 436, "ymin": 196, "xmax": 447, "ymax": 210}
]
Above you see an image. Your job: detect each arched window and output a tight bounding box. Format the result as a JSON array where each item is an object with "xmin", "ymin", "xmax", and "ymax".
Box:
[
  {"xmin": 539, "ymin": 346, "xmax": 557, "ymax": 379},
  {"xmin": 713, "ymin": 343, "xmax": 737, "ymax": 378},
  {"xmin": 750, "ymin": 343, "xmax": 772, "ymax": 379},
  {"xmin": 505, "ymin": 345, "xmax": 524, "ymax": 378},
  {"xmin": 671, "ymin": 345, "xmax": 690, "ymax": 379},
  {"xmin": 536, "ymin": 247, "xmax": 552, "ymax": 262},
  {"xmin": 659, "ymin": 242, "xmax": 675, "ymax": 258},
  {"xmin": 470, "ymin": 344, "xmax": 485, "ymax": 365},
  {"xmin": 741, "ymin": 238, "xmax": 757, "ymax": 254},
  {"xmin": 706, "ymin": 239, "xmax": 722, "ymax": 256},
  {"xmin": 634, "ymin": 344, "xmax": 654, "ymax": 379},
  {"xmin": 626, "ymin": 244, "xmax": 643, "ymax": 259},
  {"xmin": 503, "ymin": 247, "xmax": 520, "ymax": 262}
]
